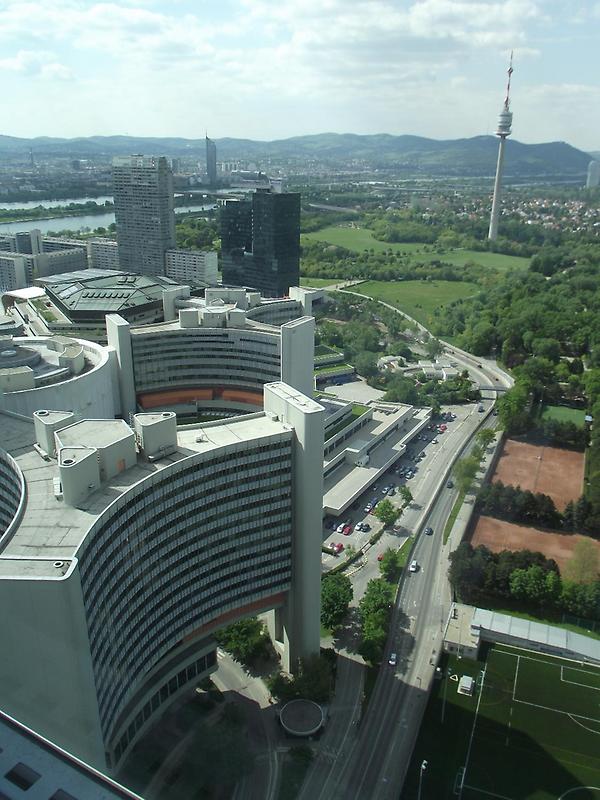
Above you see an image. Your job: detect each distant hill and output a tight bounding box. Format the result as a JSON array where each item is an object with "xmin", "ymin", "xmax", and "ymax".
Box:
[{"xmin": 0, "ymin": 132, "xmax": 591, "ymax": 177}]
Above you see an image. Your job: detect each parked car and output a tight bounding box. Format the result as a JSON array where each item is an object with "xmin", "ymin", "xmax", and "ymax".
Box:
[
  {"xmin": 343, "ymin": 524, "xmax": 353, "ymax": 536},
  {"xmin": 409, "ymin": 559, "xmax": 419, "ymax": 573},
  {"xmin": 377, "ymin": 553, "xmax": 384, "ymax": 562},
  {"xmin": 361, "ymin": 522, "xmax": 371, "ymax": 532},
  {"xmin": 382, "ymin": 485, "xmax": 390, "ymax": 495},
  {"xmin": 388, "ymin": 487, "xmax": 396, "ymax": 497},
  {"xmin": 364, "ymin": 503, "xmax": 373, "ymax": 513},
  {"xmin": 478, "ymin": 405, "xmax": 484, "ymax": 412}
]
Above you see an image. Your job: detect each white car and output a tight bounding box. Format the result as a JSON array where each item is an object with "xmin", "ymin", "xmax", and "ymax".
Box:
[
  {"xmin": 388, "ymin": 652, "xmax": 397, "ymax": 666},
  {"xmin": 336, "ymin": 523, "xmax": 345, "ymax": 534},
  {"xmin": 409, "ymin": 560, "xmax": 419, "ymax": 573}
]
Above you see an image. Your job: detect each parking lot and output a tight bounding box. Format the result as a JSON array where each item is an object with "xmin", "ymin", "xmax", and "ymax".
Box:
[{"xmin": 322, "ymin": 409, "xmax": 461, "ymax": 566}]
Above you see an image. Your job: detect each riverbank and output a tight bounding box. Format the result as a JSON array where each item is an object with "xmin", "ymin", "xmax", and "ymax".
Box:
[{"xmin": 0, "ymin": 201, "xmax": 113, "ymax": 225}]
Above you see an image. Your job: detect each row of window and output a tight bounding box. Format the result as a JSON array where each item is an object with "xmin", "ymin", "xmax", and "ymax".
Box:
[
  {"xmin": 79, "ymin": 454, "xmax": 292, "ymax": 603},
  {"xmin": 94, "ymin": 543, "xmax": 291, "ymax": 718},
  {"xmin": 111, "ymin": 650, "xmax": 217, "ymax": 765},
  {"xmin": 101, "ymin": 570, "xmax": 289, "ymax": 737}
]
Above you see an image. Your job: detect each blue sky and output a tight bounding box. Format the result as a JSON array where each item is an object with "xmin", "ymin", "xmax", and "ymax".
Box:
[{"xmin": 0, "ymin": 0, "xmax": 598, "ymax": 151}]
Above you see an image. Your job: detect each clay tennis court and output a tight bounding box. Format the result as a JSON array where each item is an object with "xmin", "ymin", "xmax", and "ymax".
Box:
[
  {"xmin": 491, "ymin": 439, "xmax": 584, "ymax": 512},
  {"xmin": 470, "ymin": 515, "xmax": 600, "ymax": 573}
]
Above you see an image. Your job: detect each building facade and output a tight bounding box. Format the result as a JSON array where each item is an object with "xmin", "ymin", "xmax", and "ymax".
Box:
[
  {"xmin": 205, "ymin": 136, "xmax": 217, "ymax": 187},
  {"xmin": 0, "ymin": 382, "xmax": 324, "ymax": 774},
  {"xmin": 112, "ymin": 156, "xmax": 176, "ymax": 277},
  {"xmin": 89, "ymin": 238, "xmax": 120, "ymax": 271},
  {"xmin": 220, "ymin": 189, "xmax": 300, "ymax": 297},
  {"xmin": 165, "ymin": 248, "xmax": 218, "ymax": 286}
]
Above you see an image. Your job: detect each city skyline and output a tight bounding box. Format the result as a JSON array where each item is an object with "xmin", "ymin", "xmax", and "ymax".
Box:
[{"xmin": 0, "ymin": 1, "xmax": 598, "ymax": 151}]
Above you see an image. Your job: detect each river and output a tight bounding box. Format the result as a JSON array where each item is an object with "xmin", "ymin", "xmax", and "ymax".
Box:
[{"xmin": 0, "ymin": 202, "xmax": 217, "ymax": 235}]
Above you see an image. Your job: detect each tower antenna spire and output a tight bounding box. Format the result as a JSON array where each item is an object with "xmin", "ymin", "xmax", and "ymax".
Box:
[{"xmin": 504, "ymin": 50, "xmax": 514, "ymax": 110}]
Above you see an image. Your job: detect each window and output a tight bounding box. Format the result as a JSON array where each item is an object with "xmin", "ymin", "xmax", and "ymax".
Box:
[
  {"xmin": 4, "ymin": 762, "xmax": 40, "ymax": 790},
  {"xmin": 50, "ymin": 791, "xmax": 78, "ymax": 800}
]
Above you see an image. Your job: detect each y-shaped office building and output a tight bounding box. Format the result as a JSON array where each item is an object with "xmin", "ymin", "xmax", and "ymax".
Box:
[
  {"xmin": 0, "ymin": 382, "xmax": 324, "ymax": 774},
  {"xmin": 0, "ymin": 288, "xmax": 325, "ymax": 774}
]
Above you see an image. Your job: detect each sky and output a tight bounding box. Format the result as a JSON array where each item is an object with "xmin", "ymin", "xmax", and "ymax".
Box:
[{"xmin": 0, "ymin": 0, "xmax": 599, "ymax": 151}]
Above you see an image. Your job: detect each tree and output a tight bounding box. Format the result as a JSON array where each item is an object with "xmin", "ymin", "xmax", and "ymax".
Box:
[
  {"xmin": 354, "ymin": 351, "xmax": 379, "ymax": 379},
  {"xmin": 321, "ymin": 573, "xmax": 353, "ymax": 629},
  {"xmin": 497, "ymin": 383, "xmax": 531, "ymax": 434},
  {"xmin": 453, "ymin": 455, "xmax": 480, "ymax": 494},
  {"xmin": 374, "ymin": 498, "xmax": 400, "ymax": 528},
  {"xmin": 215, "ymin": 618, "xmax": 271, "ymax": 664},
  {"xmin": 476, "ymin": 428, "xmax": 496, "ymax": 450},
  {"xmin": 425, "ymin": 337, "xmax": 444, "ymax": 359},
  {"xmin": 379, "ymin": 548, "xmax": 401, "ymax": 582},
  {"xmin": 399, "ymin": 486, "xmax": 413, "ymax": 507}
]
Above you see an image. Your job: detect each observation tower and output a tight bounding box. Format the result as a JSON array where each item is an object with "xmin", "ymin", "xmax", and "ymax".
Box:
[{"xmin": 488, "ymin": 54, "xmax": 514, "ymax": 241}]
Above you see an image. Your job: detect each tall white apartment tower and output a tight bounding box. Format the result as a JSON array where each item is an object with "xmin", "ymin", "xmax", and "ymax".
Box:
[
  {"xmin": 488, "ymin": 55, "xmax": 514, "ymax": 241},
  {"xmin": 112, "ymin": 155, "xmax": 176, "ymax": 276}
]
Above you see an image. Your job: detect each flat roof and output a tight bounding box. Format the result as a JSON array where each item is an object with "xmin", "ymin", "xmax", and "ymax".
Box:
[
  {"xmin": 0, "ymin": 411, "xmax": 290, "ymax": 576},
  {"xmin": 444, "ymin": 603, "xmax": 480, "ymax": 651},
  {"xmin": 473, "ymin": 607, "xmax": 600, "ymax": 663},
  {"xmin": 56, "ymin": 419, "xmax": 133, "ymax": 450},
  {"xmin": 323, "ymin": 407, "xmax": 429, "ymax": 516},
  {"xmin": 0, "ymin": 709, "xmax": 144, "ymax": 799}
]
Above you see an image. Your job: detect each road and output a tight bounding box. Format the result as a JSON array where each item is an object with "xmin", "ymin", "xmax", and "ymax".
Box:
[{"xmin": 297, "ymin": 291, "xmax": 511, "ymax": 800}]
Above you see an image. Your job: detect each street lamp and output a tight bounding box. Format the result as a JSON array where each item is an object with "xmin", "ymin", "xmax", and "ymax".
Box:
[{"xmin": 418, "ymin": 759, "xmax": 428, "ymax": 800}]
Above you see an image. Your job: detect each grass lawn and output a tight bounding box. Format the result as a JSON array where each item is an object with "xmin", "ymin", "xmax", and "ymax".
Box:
[
  {"xmin": 403, "ymin": 644, "xmax": 600, "ymax": 800},
  {"xmin": 443, "ymin": 489, "xmax": 466, "ymax": 544},
  {"xmin": 300, "ymin": 277, "xmax": 341, "ymax": 287},
  {"xmin": 303, "ymin": 226, "xmax": 530, "ymax": 272},
  {"xmin": 357, "ymin": 279, "xmax": 480, "ymax": 328},
  {"xmin": 541, "ymin": 404, "xmax": 586, "ymax": 428}
]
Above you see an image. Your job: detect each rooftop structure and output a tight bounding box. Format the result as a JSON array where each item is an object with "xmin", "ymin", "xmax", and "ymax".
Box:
[{"xmin": 0, "ymin": 381, "xmax": 324, "ymax": 773}]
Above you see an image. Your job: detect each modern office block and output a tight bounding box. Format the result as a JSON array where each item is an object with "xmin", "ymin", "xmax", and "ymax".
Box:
[
  {"xmin": 112, "ymin": 156, "xmax": 175, "ymax": 277},
  {"xmin": 89, "ymin": 238, "xmax": 120, "ymax": 271},
  {"xmin": 220, "ymin": 199, "xmax": 253, "ymax": 287},
  {"xmin": 220, "ymin": 190, "xmax": 300, "ymax": 297},
  {"xmin": 165, "ymin": 249, "xmax": 218, "ymax": 286},
  {"xmin": 0, "ymin": 381, "xmax": 324, "ymax": 773},
  {"xmin": 0, "ymin": 254, "xmax": 28, "ymax": 291},
  {"xmin": 249, "ymin": 189, "xmax": 300, "ymax": 297},
  {"xmin": 206, "ymin": 136, "xmax": 217, "ymax": 187}
]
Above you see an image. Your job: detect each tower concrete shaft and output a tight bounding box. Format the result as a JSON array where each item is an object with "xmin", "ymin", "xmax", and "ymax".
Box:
[{"xmin": 488, "ymin": 135, "xmax": 507, "ymax": 241}]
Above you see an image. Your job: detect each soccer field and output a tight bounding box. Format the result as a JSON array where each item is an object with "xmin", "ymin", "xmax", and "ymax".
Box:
[
  {"xmin": 403, "ymin": 644, "xmax": 600, "ymax": 800},
  {"xmin": 462, "ymin": 645, "xmax": 600, "ymax": 800}
]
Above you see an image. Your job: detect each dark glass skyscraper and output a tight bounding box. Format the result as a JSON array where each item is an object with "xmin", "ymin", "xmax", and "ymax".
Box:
[
  {"xmin": 220, "ymin": 189, "xmax": 300, "ymax": 297},
  {"xmin": 112, "ymin": 155, "xmax": 175, "ymax": 277},
  {"xmin": 206, "ymin": 136, "xmax": 217, "ymax": 187},
  {"xmin": 220, "ymin": 199, "xmax": 252, "ymax": 287}
]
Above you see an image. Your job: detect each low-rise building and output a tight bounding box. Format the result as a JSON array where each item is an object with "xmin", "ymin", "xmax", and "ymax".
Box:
[{"xmin": 165, "ymin": 248, "xmax": 218, "ymax": 286}]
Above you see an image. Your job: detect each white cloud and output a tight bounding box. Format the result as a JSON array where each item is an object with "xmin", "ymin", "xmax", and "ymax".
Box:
[{"xmin": 0, "ymin": 48, "xmax": 71, "ymax": 79}]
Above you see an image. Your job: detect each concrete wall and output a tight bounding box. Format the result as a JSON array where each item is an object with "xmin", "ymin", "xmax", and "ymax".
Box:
[
  {"xmin": 264, "ymin": 382, "xmax": 324, "ymax": 671},
  {"xmin": 280, "ymin": 316, "xmax": 315, "ymax": 399},
  {"xmin": 0, "ymin": 564, "xmax": 106, "ymax": 769}
]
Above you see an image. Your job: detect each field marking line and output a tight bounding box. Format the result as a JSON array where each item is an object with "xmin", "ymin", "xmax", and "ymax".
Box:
[
  {"xmin": 512, "ymin": 695, "xmax": 600, "ymax": 725},
  {"xmin": 462, "ymin": 786, "xmax": 513, "ymax": 800},
  {"xmin": 458, "ymin": 664, "xmax": 487, "ymax": 800},
  {"xmin": 560, "ymin": 665, "xmax": 600, "ymax": 691},
  {"xmin": 558, "ymin": 787, "xmax": 600, "ymax": 799},
  {"xmin": 493, "ymin": 645, "xmax": 600, "ymax": 673},
  {"xmin": 567, "ymin": 714, "xmax": 600, "ymax": 736},
  {"xmin": 512, "ymin": 655, "xmax": 520, "ymax": 702}
]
